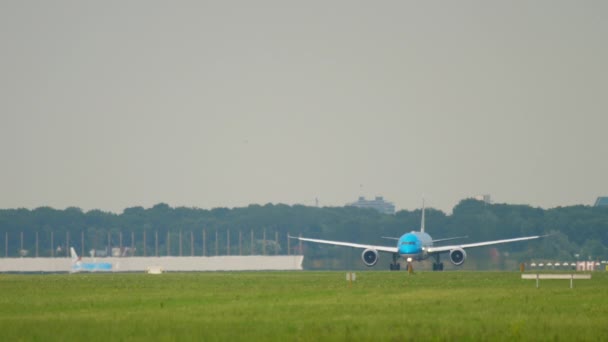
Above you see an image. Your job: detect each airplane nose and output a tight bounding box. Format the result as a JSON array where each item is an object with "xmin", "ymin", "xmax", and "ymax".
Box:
[{"xmin": 399, "ymin": 245, "xmax": 417, "ymax": 255}]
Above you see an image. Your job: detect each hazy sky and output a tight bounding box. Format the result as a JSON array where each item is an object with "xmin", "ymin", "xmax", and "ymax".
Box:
[{"xmin": 1, "ymin": 1, "xmax": 606, "ymax": 213}]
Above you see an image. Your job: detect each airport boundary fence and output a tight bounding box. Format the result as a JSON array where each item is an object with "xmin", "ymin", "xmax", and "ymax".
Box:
[{"xmin": 0, "ymin": 229, "xmax": 303, "ymax": 258}]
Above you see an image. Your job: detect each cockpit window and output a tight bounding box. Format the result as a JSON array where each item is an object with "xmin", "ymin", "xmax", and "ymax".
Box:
[{"xmin": 401, "ymin": 241, "xmax": 415, "ymax": 245}]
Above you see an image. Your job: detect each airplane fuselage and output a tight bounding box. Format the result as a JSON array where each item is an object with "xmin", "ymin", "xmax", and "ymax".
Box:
[
  {"xmin": 397, "ymin": 231, "xmax": 432, "ymax": 261},
  {"xmin": 70, "ymin": 247, "xmax": 112, "ymax": 272},
  {"xmin": 72, "ymin": 261, "xmax": 112, "ymax": 272}
]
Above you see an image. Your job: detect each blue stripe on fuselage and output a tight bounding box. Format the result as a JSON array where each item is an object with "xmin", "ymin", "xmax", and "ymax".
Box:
[{"xmin": 72, "ymin": 262, "xmax": 112, "ymax": 272}]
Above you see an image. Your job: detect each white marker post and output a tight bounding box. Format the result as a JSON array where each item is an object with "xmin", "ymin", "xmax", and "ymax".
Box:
[{"xmin": 346, "ymin": 272, "xmax": 356, "ymax": 287}]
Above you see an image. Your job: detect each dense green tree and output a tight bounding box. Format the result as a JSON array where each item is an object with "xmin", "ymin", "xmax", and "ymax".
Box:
[{"xmin": 1, "ymin": 199, "xmax": 607, "ymax": 267}]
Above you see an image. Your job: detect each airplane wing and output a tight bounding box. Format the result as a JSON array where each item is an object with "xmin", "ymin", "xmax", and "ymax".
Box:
[
  {"xmin": 426, "ymin": 235, "xmax": 544, "ymax": 254},
  {"xmin": 291, "ymin": 236, "xmax": 398, "ymax": 253}
]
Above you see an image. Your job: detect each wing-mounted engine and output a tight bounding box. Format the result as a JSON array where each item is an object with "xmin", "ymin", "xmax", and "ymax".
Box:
[
  {"xmin": 449, "ymin": 248, "xmax": 467, "ymax": 266},
  {"xmin": 361, "ymin": 249, "xmax": 379, "ymax": 267}
]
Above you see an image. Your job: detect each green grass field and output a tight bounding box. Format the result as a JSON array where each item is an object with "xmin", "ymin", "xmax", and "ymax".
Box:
[{"xmin": 1, "ymin": 271, "xmax": 607, "ymax": 341}]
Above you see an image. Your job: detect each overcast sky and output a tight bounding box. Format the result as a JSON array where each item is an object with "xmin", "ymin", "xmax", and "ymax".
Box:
[{"xmin": 1, "ymin": 1, "xmax": 606, "ymax": 213}]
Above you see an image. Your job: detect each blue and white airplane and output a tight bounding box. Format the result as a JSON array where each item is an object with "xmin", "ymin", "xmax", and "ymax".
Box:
[
  {"xmin": 70, "ymin": 247, "xmax": 113, "ymax": 272},
  {"xmin": 291, "ymin": 202, "xmax": 543, "ymax": 271}
]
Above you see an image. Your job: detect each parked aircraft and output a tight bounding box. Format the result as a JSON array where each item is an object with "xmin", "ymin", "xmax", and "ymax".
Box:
[
  {"xmin": 70, "ymin": 247, "xmax": 112, "ymax": 272},
  {"xmin": 291, "ymin": 202, "xmax": 544, "ymax": 271}
]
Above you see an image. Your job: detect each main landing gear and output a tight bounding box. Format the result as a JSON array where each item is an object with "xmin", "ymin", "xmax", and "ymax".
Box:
[
  {"xmin": 432, "ymin": 254, "xmax": 444, "ymax": 271},
  {"xmin": 389, "ymin": 253, "xmax": 401, "ymax": 271}
]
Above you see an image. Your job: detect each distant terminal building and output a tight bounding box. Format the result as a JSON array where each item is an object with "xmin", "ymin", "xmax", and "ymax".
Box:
[
  {"xmin": 347, "ymin": 196, "xmax": 395, "ymax": 214},
  {"xmin": 595, "ymin": 197, "xmax": 608, "ymax": 207}
]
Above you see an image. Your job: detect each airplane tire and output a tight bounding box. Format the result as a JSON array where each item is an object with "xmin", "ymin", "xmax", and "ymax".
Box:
[
  {"xmin": 389, "ymin": 264, "xmax": 394, "ymax": 271},
  {"xmin": 396, "ymin": 263, "xmax": 401, "ymax": 271},
  {"xmin": 433, "ymin": 263, "xmax": 444, "ymax": 271}
]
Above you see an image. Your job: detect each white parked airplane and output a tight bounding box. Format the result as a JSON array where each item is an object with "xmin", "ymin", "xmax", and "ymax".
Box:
[
  {"xmin": 291, "ymin": 202, "xmax": 544, "ymax": 271},
  {"xmin": 70, "ymin": 247, "xmax": 112, "ymax": 272}
]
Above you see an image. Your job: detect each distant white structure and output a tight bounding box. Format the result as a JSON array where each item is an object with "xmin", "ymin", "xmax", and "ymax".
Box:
[
  {"xmin": 594, "ymin": 197, "xmax": 608, "ymax": 207},
  {"xmin": 474, "ymin": 194, "xmax": 492, "ymax": 204},
  {"xmin": 147, "ymin": 266, "xmax": 163, "ymax": 274},
  {"xmin": 347, "ymin": 196, "xmax": 395, "ymax": 214},
  {"xmin": 529, "ymin": 261, "xmax": 582, "ymax": 269},
  {"xmin": 576, "ymin": 261, "xmax": 596, "ymax": 271}
]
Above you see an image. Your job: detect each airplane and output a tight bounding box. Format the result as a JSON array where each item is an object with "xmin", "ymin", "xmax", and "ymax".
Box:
[
  {"xmin": 290, "ymin": 202, "xmax": 544, "ymax": 271},
  {"xmin": 70, "ymin": 247, "xmax": 113, "ymax": 272}
]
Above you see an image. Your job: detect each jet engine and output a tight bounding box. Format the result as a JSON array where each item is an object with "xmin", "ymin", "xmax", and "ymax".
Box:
[
  {"xmin": 361, "ymin": 249, "xmax": 379, "ymax": 267},
  {"xmin": 449, "ymin": 248, "xmax": 467, "ymax": 266}
]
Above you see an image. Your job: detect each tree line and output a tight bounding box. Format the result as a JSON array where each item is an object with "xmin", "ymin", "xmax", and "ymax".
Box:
[{"xmin": 1, "ymin": 199, "xmax": 607, "ymax": 268}]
